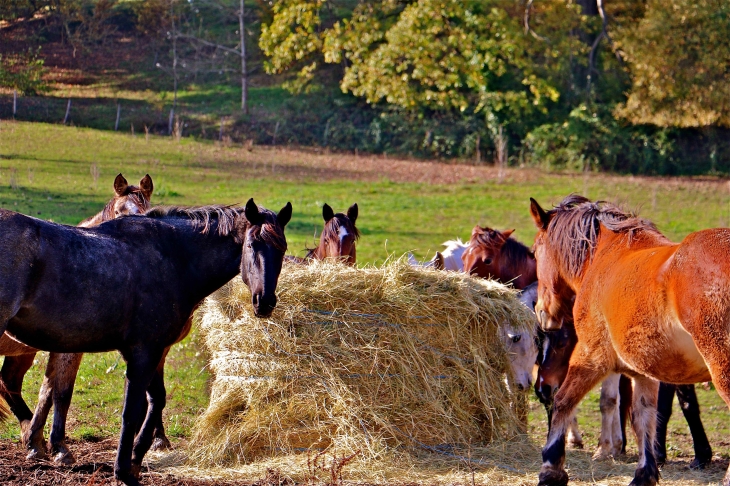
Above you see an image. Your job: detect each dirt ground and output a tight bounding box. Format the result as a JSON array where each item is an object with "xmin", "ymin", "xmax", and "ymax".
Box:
[{"xmin": 0, "ymin": 439, "xmax": 266, "ymax": 486}]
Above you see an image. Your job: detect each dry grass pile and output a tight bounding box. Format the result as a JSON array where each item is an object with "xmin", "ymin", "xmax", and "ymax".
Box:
[{"xmin": 188, "ymin": 258, "xmax": 535, "ymax": 471}]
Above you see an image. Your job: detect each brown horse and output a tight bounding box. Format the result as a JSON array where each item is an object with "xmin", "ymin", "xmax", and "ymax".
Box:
[
  {"xmin": 304, "ymin": 203, "xmax": 359, "ymax": 265},
  {"xmin": 462, "ymin": 225, "xmax": 537, "ymax": 289},
  {"xmin": 530, "ymin": 194, "xmax": 730, "ymax": 486},
  {"xmin": 0, "ymin": 173, "xmax": 153, "ymax": 464}
]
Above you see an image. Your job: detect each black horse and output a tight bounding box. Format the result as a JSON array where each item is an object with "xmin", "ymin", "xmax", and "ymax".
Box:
[{"xmin": 0, "ymin": 198, "xmax": 291, "ymax": 486}]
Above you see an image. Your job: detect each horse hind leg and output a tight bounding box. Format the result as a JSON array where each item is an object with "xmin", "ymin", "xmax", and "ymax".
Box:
[
  {"xmin": 674, "ymin": 384, "xmax": 712, "ymax": 469},
  {"xmin": 628, "ymin": 375, "xmax": 660, "ymax": 486},
  {"xmin": 566, "ymin": 415, "xmax": 583, "ymax": 449},
  {"xmin": 655, "ymin": 382, "xmax": 675, "ymax": 466},
  {"xmin": 151, "ymin": 348, "xmax": 172, "ymax": 451},
  {"xmin": 47, "ymin": 352, "xmax": 84, "ymax": 465},
  {"xmin": 131, "ymin": 367, "xmax": 167, "ymax": 477},
  {"xmin": 593, "ymin": 373, "xmax": 622, "ymax": 460}
]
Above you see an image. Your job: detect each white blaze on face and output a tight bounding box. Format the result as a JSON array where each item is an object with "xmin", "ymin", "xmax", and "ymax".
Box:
[
  {"xmin": 503, "ymin": 324, "xmax": 538, "ymax": 390},
  {"xmin": 338, "ymin": 225, "xmax": 350, "ymax": 246}
]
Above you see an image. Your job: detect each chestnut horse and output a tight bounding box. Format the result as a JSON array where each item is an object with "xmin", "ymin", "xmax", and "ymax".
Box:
[
  {"xmin": 0, "ymin": 173, "xmax": 153, "ymax": 464},
  {"xmin": 306, "ymin": 203, "xmax": 359, "ymax": 265},
  {"xmin": 462, "ymin": 225, "xmax": 536, "ymax": 290},
  {"xmin": 0, "ymin": 199, "xmax": 291, "ymax": 486},
  {"xmin": 530, "ymin": 194, "xmax": 730, "ymax": 486},
  {"xmin": 539, "ymin": 323, "xmax": 712, "ymax": 468}
]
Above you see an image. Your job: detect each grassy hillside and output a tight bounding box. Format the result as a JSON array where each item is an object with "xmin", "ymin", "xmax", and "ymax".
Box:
[{"xmin": 0, "ymin": 121, "xmax": 729, "ymax": 472}]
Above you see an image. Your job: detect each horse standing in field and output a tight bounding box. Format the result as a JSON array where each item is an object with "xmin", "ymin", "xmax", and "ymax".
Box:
[
  {"xmin": 0, "ymin": 173, "xmax": 154, "ymax": 464},
  {"xmin": 0, "ymin": 198, "xmax": 292, "ymax": 486},
  {"xmin": 529, "ymin": 194, "xmax": 730, "ymax": 486}
]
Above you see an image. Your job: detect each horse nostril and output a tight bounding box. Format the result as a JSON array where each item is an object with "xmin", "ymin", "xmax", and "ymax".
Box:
[{"xmin": 252, "ymin": 294, "xmax": 260, "ymax": 307}]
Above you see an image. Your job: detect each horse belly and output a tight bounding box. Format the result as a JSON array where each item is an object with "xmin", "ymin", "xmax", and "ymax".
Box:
[{"xmin": 626, "ymin": 316, "xmax": 710, "ymax": 384}]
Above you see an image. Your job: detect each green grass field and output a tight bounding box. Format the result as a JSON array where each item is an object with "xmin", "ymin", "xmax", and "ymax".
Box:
[{"xmin": 1, "ymin": 121, "xmax": 729, "ymax": 476}]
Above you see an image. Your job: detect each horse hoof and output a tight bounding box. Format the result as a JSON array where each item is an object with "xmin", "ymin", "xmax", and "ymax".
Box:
[
  {"xmin": 53, "ymin": 449, "xmax": 76, "ymax": 465},
  {"xmin": 628, "ymin": 464, "xmax": 659, "ymax": 486},
  {"xmin": 567, "ymin": 438, "xmax": 584, "ymax": 450},
  {"xmin": 152, "ymin": 436, "xmax": 172, "ymax": 451},
  {"xmin": 538, "ymin": 467, "xmax": 569, "ymax": 486},
  {"xmin": 689, "ymin": 457, "xmax": 711, "ymax": 470},
  {"xmin": 592, "ymin": 449, "xmax": 613, "ymax": 461},
  {"xmin": 26, "ymin": 446, "xmax": 48, "ymax": 461},
  {"xmin": 115, "ymin": 469, "xmax": 142, "ymax": 486}
]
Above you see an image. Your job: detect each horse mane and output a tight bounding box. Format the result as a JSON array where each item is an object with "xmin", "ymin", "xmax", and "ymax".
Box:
[
  {"xmin": 470, "ymin": 227, "xmax": 533, "ymax": 261},
  {"xmin": 547, "ymin": 194, "xmax": 659, "ymax": 279},
  {"xmin": 145, "ymin": 204, "xmax": 287, "ymax": 251}
]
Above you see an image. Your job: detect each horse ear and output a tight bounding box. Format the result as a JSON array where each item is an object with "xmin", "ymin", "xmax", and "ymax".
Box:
[
  {"xmin": 530, "ymin": 198, "xmax": 550, "ymax": 229},
  {"xmin": 139, "ymin": 174, "xmax": 154, "ymax": 200},
  {"xmin": 322, "ymin": 203, "xmax": 335, "ymax": 222},
  {"xmin": 113, "ymin": 173, "xmax": 128, "ymax": 196},
  {"xmin": 433, "ymin": 251, "xmax": 444, "ymax": 270},
  {"xmin": 244, "ymin": 198, "xmax": 264, "ymax": 226},
  {"xmin": 347, "ymin": 203, "xmax": 358, "ymax": 224},
  {"xmin": 277, "ymin": 202, "xmax": 292, "ymax": 228},
  {"xmin": 471, "ymin": 225, "xmax": 482, "ymax": 237},
  {"xmin": 502, "ymin": 228, "xmax": 515, "ymax": 239}
]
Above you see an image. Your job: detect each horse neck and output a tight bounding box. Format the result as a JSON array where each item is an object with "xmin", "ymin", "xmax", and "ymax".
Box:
[{"xmin": 498, "ymin": 239, "xmax": 537, "ymax": 290}]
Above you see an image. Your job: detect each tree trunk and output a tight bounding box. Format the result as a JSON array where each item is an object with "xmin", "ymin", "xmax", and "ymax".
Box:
[{"xmin": 240, "ymin": 0, "xmax": 248, "ymax": 114}]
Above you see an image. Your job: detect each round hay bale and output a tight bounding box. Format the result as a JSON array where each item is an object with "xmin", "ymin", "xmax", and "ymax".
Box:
[{"xmin": 189, "ymin": 258, "xmax": 535, "ymax": 468}]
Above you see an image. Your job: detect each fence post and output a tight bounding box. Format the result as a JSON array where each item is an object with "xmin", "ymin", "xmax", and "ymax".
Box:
[
  {"xmin": 13, "ymin": 90, "xmax": 17, "ymax": 118},
  {"xmin": 273, "ymin": 120, "xmax": 280, "ymax": 146},
  {"xmin": 63, "ymin": 99, "xmax": 72, "ymax": 125},
  {"xmin": 168, "ymin": 109, "xmax": 174, "ymax": 135},
  {"xmin": 115, "ymin": 103, "xmax": 121, "ymax": 131},
  {"xmin": 219, "ymin": 117, "xmax": 225, "ymax": 141}
]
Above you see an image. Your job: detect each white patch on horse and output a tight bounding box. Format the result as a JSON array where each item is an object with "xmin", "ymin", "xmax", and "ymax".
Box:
[{"xmin": 440, "ymin": 239, "xmax": 467, "ymax": 271}]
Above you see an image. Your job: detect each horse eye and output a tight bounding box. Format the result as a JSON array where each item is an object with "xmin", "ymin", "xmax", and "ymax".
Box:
[
  {"xmin": 511, "ymin": 334, "xmax": 521, "ymax": 344},
  {"xmin": 484, "ymin": 258, "xmax": 493, "ymax": 265}
]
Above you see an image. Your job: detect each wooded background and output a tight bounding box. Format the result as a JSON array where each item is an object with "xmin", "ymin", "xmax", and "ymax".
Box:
[{"xmin": 1, "ymin": 0, "xmax": 729, "ymax": 174}]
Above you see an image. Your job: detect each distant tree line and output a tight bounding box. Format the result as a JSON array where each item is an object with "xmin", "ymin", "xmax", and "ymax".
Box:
[{"xmin": 1, "ymin": 0, "xmax": 729, "ymax": 174}]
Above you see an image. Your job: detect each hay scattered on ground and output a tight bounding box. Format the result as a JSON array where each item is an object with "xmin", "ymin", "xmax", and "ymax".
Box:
[{"xmin": 187, "ymin": 258, "xmax": 535, "ymax": 473}]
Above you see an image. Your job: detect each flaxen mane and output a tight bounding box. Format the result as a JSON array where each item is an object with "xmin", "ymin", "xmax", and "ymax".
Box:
[
  {"xmin": 547, "ymin": 195, "xmax": 660, "ymax": 279},
  {"xmin": 146, "ymin": 204, "xmax": 287, "ymax": 251}
]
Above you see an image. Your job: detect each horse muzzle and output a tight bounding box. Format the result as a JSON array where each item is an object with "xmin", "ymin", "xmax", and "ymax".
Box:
[{"xmin": 252, "ymin": 293, "xmax": 277, "ymax": 318}]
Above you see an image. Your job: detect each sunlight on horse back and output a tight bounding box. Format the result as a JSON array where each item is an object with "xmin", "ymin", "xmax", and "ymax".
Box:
[
  {"xmin": 407, "ymin": 251, "xmax": 444, "ymax": 269},
  {"xmin": 440, "ymin": 239, "xmax": 467, "ymax": 271},
  {"xmin": 78, "ymin": 173, "xmax": 153, "ymax": 227},
  {"xmin": 305, "ymin": 203, "xmax": 359, "ymax": 265}
]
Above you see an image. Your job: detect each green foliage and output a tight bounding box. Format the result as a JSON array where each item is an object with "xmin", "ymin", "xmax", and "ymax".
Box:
[
  {"xmin": 614, "ymin": 0, "xmax": 730, "ymax": 127},
  {"xmin": 0, "ymin": 48, "xmax": 48, "ymax": 96}
]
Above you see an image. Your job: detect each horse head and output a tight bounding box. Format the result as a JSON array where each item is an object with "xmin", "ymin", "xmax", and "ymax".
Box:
[
  {"xmin": 535, "ymin": 321, "xmax": 578, "ymax": 406},
  {"xmin": 529, "ymin": 197, "xmax": 576, "ymax": 331},
  {"xmin": 239, "ymin": 198, "xmax": 292, "ymax": 318},
  {"xmin": 462, "ymin": 225, "xmax": 515, "ymax": 280},
  {"xmin": 111, "ymin": 173, "xmax": 153, "ymax": 217},
  {"xmin": 312, "ymin": 203, "xmax": 359, "ymax": 265}
]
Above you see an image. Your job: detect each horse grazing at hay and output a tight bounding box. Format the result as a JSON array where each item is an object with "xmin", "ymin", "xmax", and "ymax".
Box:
[
  {"xmin": 538, "ymin": 320, "xmax": 712, "ymax": 468},
  {"xmin": 0, "ymin": 198, "xmax": 292, "ymax": 486},
  {"xmin": 0, "ymin": 173, "xmax": 154, "ymax": 464},
  {"xmin": 530, "ymin": 194, "xmax": 730, "ymax": 486}
]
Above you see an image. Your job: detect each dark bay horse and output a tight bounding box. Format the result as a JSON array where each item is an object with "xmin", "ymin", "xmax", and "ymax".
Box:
[
  {"xmin": 0, "ymin": 173, "xmax": 153, "ymax": 463},
  {"xmin": 530, "ymin": 194, "xmax": 730, "ymax": 486},
  {"xmin": 306, "ymin": 203, "xmax": 359, "ymax": 265},
  {"xmin": 0, "ymin": 198, "xmax": 291, "ymax": 486}
]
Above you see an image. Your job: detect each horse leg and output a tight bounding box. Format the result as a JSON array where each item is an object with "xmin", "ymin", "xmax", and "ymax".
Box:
[
  {"xmin": 1, "ymin": 354, "xmax": 37, "ymax": 450},
  {"xmin": 131, "ymin": 367, "xmax": 166, "ymax": 475},
  {"xmin": 628, "ymin": 375, "xmax": 660, "ymax": 486},
  {"xmin": 619, "ymin": 374, "xmax": 633, "ymax": 454},
  {"xmin": 538, "ymin": 360, "xmax": 608, "ymax": 486},
  {"xmin": 115, "ymin": 349, "xmax": 162, "ymax": 486},
  {"xmin": 151, "ymin": 347, "xmax": 172, "ymax": 451},
  {"xmin": 48, "ymin": 353, "xmax": 84, "ymax": 465},
  {"xmin": 655, "ymin": 382, "xmax": 675, "ymax": 466},
  {"xmin": 593, "ymin": 373, "xmax": 622, "ymax": 460},
  {"xmin": 675, "ymin": 384, "xmax": 712, "ymax": 469},
  {"xmin": 566, "ymin": 416, "xmax": 583, "ymax": 449}
]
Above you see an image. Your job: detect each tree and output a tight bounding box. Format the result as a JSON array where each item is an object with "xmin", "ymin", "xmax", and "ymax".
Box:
[{"xmin": 614, "ymin": 0, "xmax": 730, "ymax": 127}]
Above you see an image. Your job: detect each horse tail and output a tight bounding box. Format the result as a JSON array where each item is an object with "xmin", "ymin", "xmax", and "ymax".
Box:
[{"xmin": 0, "ymin": 379, "xmax": 11, "ymax": 423}]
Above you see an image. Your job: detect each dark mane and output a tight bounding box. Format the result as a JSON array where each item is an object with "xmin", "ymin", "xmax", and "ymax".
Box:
[
  {"xmin": 501, "ymin": 235, "xmax": 534, "ymax": 264},
  {"xmin": 547, "ymin": 194, "xmax": 660, "ymax": 279},
  {"xmin": 145, "ymin": 204, "xmax": 287, "ymax": 251}
]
